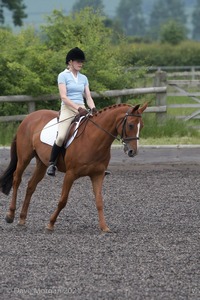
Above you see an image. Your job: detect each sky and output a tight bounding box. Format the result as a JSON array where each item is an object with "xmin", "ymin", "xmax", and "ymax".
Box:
[
  {"xmin": 4, "ymin": 0, "xmax": 120, "ymax": 28},
  {"xmin": 4, "ymin": 0, "xmax": 196, "ymax": 32}
]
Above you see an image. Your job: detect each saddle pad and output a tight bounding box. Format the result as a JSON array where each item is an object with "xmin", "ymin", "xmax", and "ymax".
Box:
[{"xmin": 40, "ymin": 117, "xmax": 84, "ymax": 148}]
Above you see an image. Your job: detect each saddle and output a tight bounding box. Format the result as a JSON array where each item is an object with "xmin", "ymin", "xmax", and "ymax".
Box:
[{"xmin": 40, "ymin": 114, "xmax": 86, "ymax": 148}]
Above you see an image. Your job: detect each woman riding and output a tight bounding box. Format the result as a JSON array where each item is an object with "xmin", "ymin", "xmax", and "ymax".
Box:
[{"xmin": 47, "ymin": 47, "xmax": 97, "ymax": 176}]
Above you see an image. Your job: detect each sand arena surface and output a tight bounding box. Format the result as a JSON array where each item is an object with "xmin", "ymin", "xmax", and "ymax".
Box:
[{"xmin": 0, "ymin": 146, "xmax": 199, "ymax": 299}]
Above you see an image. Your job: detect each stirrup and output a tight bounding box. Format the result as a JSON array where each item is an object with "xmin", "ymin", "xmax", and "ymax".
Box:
[{"xmin": 46, "ymin": 164, "xmax": 57, "ymax": 176}]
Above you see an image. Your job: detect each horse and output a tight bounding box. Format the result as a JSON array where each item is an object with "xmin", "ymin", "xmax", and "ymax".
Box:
[{"xmin": 0, "ymin": 102, "xmax": 148, "ymax": 232}]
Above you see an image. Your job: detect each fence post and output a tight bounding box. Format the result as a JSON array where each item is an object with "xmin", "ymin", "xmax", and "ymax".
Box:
[
  {"xmin": 116, "ymin": 96, "xmax": 121, "ymax": 104},
  {"xmin": 28, "ymin": 101, "xmax": 36, "ymax": 113},
  {"xmin": 154, "ymin": 70, "xmax": 167, "ymax": 122},
  {"xmin": 191, "ymin": 66, "xmax": 195, "ymax": 80}
]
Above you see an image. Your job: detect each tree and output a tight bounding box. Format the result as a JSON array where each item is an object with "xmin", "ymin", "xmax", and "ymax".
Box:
[
  {"xmin": 41, "ymin": 8, "xmax": 139, "ymax": 93},
  {"xmin": 0, "ymin": 0, "xmax": 27, "ymax": 26},
  {"xmin": 0, "ymin": 27, "xmax": 57, "ymax": 97},
  {"xmin": 72, "ymin": 0, "xmax": 104, "ymax": 14},
  {"xmin": 116, "ymin": 0, "xmax": 146, "ymax": 36},
  {"xmin": 160, "ymin": 20, "xmax": 187, "ymax": 45},
  {"xmin": 192, "ymin": 0, "xmax": 200, "ymax": 40},
  {"xmin": 149, "ymin": 0, "xmax": 187, "ymax": 40}
]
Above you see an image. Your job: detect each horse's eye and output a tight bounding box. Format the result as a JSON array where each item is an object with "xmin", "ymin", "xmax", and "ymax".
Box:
[{"xmin": 129, "ymin": 123, "xmax": 134, "ymax": 130}]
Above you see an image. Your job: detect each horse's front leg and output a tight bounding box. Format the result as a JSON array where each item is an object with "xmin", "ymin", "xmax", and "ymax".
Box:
[
  {"xmin": 91, "ymin": 173, "xmax": 111, "ymax": 233},
  {"xmin": 46, "ymin": 173, "xmax": 74, "ymax": 231}
]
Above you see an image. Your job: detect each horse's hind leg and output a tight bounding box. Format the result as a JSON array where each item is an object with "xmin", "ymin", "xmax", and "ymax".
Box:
[
  {"xmin": 91, "ymin": 174, "xmax": 110, "ymax": 232},
  {"xmin": 5, "ymin": 158, "xmax": 32, "ymax": 223},
  {"xmin": 18, "ymin": 158, "xmax": 47, "ymax": 225},
  {"xmin": 47, "ymin": 173, "xmax": 74, "ymax": 231}
]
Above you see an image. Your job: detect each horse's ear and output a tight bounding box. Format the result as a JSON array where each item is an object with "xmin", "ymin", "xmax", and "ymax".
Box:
[
  {"xmin": 132, "ymin": 104, "xmax": 140, "ymax": 112},
  {"xmin": 138, "ymin": 102, "xmax": 148, "ymax": 113}
]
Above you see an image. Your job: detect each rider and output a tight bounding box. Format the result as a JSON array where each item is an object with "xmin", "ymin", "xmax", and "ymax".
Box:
[{"xmin": 46, "ymin": 47, "xmax": 97, "ymax": 176}]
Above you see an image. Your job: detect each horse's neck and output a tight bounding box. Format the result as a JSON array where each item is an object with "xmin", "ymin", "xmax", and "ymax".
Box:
[{"xmin": 90, "ymin": 108, "xmax": 122, "ymax": 147}]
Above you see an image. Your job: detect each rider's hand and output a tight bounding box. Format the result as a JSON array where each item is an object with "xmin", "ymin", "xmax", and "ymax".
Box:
[
  {"xmin": 78, "ymin": 107, "xmax": 88, "ymax": 116},
  {"xmin": 91, "ymin": 107, "xmax": 98, "ymax": 115}
]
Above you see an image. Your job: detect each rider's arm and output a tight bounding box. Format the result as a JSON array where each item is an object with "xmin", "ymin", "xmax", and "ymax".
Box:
[{"xmin": 58, "ymin": 83, "xmax": 79, "ymax": 111}]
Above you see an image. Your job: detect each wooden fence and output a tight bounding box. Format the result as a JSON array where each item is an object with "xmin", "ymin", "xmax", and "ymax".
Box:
[
  {"xmin": 1, "ymin": 70, "xmax": 200, "ymax": 125},
  {"xmin": 134, "ymin": 66, "xmax": 200, "ymax": 80},
  {"xmin": 0, "ymin": 71, "xmax": 167, "ymax": 123}
]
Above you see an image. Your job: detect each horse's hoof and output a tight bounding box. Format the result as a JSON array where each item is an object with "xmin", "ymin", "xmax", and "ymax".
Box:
[
  {"xmin": 102, "ymin": 227, "xmax": 112, "ymax": 233},
  {"xmin": 5, "ymin": 214, "xmax": 14, "ymax": 223},
  {"xmin": 46, "ymin": 224, "xmax": 54, "ymax": 231},
  {"xmin": 18, "ymin": 219, "xmax": 26, "ymax": 226}
]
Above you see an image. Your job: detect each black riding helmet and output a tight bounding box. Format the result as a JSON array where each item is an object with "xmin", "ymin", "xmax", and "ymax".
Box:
[{"xmin": 66, "ymin": 47, "xmax": 85, "ymax": 64}]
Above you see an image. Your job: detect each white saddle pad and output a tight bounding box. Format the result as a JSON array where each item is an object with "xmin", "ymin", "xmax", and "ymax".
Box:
[{"xmin": 40, "ymin": 117, "xmax": 84, "ymax": 148}]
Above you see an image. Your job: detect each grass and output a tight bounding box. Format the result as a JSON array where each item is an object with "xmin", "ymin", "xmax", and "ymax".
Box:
[
  {"xmin": 140, "ymin": 136, "xmax": 200, "ymax": 145},
  {"xmin": 0, "ymin": 122, "xmax": 20, "ymax": 146}
]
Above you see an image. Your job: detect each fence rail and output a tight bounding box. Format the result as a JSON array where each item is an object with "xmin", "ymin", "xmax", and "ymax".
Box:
[
  {"xmin": 1, "ymin": 71, "xmax": 200, "ymax": 126},
  {"xmin": 0, "ymin": 84, "xmax": 167, "ymax": 122}
]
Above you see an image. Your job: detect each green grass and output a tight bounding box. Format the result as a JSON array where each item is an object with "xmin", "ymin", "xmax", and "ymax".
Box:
[
  {"xmin": 139, "ymin": 135, "xmax": 200, "ymax": 145},
  {"xmin": 0, "ymin": 122, "xmax": 20, "ymax": 146}
]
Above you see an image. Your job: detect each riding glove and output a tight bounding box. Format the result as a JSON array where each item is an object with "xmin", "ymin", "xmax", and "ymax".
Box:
[
  {"xmin": 91, "ymin": 107, "xmax": 98, "ymax": 114},
  {"xmin": 78, "ymin": 107, "xmax": 88, "ymax": 116}
]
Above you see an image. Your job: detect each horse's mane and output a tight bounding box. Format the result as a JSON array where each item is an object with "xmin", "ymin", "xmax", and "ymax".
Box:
[{"xmin": 93, "ymin": 103, "xmax": 131, "ymax": 116}]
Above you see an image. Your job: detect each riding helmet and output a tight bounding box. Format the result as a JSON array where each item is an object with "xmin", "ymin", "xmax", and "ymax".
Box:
[{"xmin": 66, "ymin": 47, "xmax": 85, "ymax": 64}]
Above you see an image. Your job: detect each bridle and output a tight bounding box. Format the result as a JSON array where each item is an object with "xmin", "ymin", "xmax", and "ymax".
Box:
[
  {"xmin": 116, "ymin": 109, "xmax": 142, "ymax": 144},
  {"xmin": 86, "ymin": 107, "xmax": 142, "ymax": 146}
]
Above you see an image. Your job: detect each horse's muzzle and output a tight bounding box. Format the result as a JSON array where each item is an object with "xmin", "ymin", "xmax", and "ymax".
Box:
[
  {"xmin": 124, "ymin": 144, "xmax": 137, "ymax": 157},
  {"xmin": 128, "ymin": 149, "xmax": 137, "ymax": 157}
]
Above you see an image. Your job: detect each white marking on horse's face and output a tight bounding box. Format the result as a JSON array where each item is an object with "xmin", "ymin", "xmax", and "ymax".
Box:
[{"xmin": 136, "ymin": 122, "xmax": 140, "ymax": 148}]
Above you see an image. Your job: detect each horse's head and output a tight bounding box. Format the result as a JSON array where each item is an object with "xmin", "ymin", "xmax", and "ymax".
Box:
[{"xmin": 117, "ymin": 103, "xmax": 148, "ymax": 157}]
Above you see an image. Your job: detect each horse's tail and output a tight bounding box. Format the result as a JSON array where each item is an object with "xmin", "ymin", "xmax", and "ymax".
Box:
[{"xmin": 0, "ymin": 136, "xmax": 18, "ymax": 195}]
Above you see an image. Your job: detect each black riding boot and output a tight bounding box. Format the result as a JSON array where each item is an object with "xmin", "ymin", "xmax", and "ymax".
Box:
[{"xmin": 46, "ymin": 143, "xmax": 62, "ymax": 176}]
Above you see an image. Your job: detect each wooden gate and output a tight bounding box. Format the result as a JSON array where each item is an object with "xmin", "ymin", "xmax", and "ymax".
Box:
[{"xmin": 168, "ymin": 79, "xmax": 200, "ymax": 123}]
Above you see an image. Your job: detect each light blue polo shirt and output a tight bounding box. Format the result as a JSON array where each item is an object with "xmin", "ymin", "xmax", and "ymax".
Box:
[{"xmin": 58, "ymin": 69, "xmax": 89, "ymax": 105}]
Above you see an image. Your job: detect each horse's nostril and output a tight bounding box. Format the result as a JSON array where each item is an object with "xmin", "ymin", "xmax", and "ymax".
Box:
[
  {"xmin": 128, "ymin": 150, "xmax": 137, "ymax": 157},
  {"xmin": 128, "ymin": 150, "xmax": 135, "ymax": 157}
]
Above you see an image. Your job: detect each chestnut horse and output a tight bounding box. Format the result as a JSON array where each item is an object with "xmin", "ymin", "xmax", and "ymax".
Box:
[{"xmin": 0, "ymin": 103, "xmax": 147, "ymax": 232}]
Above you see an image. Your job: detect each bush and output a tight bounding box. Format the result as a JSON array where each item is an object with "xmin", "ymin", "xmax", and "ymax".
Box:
[
  {"xmin": 160, "ymin": 20, "xmax": 187, "ymax": 45},
  {"xmin": 126, "ymin": 41, "xmax": 200, "ymax": 67},
  {"xmin": 141, "ymin": 115, "xmax": 199, "ymax": 139}
]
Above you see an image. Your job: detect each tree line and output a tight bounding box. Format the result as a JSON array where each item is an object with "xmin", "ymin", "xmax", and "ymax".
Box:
[
  {"xmin": 1, "ymin": 0, "xmax": 200, "ymax": 41},
  {"xmin": 1, "ymin": 6, "xmax": 200, "ymax": 119}
]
